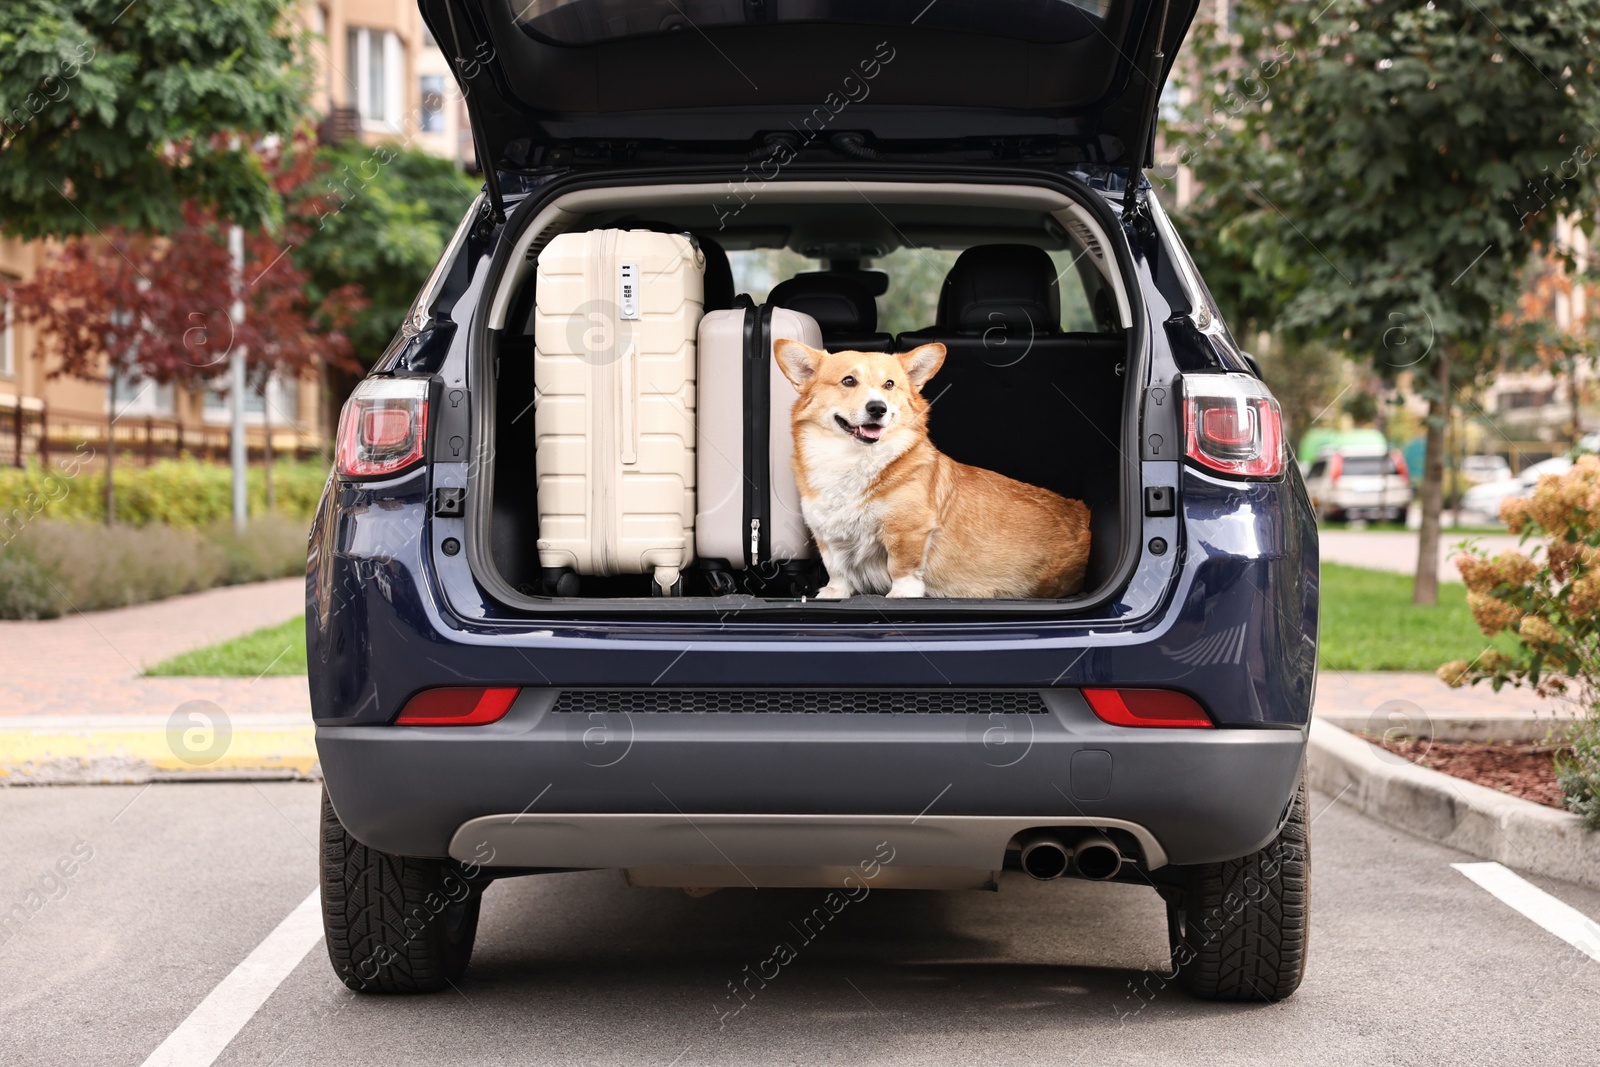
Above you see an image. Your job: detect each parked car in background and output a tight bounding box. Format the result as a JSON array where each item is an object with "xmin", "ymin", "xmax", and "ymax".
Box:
[
  {"xmin": 1459, "ymin": 455, "xmax": 1574, "ymax": 524},
  {"xmin": 1304, "ymin": 446, "xmax": 1411, "ymax": 522},
  {"xmin": 1460, "ymin": 454, "xmax": 1511, "ymax": 484},
  {"xmin": 1296, "ymin": 427, "xmax": 1387, "ymax": 476}
]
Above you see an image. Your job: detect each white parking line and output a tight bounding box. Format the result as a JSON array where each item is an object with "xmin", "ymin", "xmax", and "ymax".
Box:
[
  {"xmin": 139, "ymin": 888, "xmax": 324, "ymax": 1067},
  {"xmin": 1453, "ymin": 863, "xmax": 1600, "ymax": 963}
]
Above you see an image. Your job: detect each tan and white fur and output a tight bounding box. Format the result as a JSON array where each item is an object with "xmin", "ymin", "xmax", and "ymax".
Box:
[{"xmin": 775, "ymin": 340, "xmax": 1092, "ymax": 599}]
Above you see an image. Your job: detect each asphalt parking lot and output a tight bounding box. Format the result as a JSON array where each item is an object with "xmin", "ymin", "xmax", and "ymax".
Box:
[{"xmin": 2, "ymin": 781, "xmax": 1597, "ymax": 1067}]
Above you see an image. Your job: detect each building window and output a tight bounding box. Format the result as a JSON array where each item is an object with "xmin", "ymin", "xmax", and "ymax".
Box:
[
  {"xmin": 109, "ymin": 375, "xmax": 175, "ymax": 418},
  {"xmin": 420, "ymin": 75, "xmax": 446, "ymax": 132},
  {"xmin": 1, "ymin": 283, "xmax": 14, "ymax": 378},
  {"xmin": 204, "ymin": 376, "xmax": 299, "ymax": 424},
  {"xmin": 1159, "ymin": 78, "xmax": 1182, "ymax": 122},
  {"xmin": 346, "ymin": 28, "xmax": 403, "ymax": 130}
]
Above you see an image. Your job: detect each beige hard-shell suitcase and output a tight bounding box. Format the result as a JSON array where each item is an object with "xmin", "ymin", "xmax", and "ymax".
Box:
[
  {"xmin": 532, "ymin": 229, "xmax": 704, "ymax": 593},
  {"xmin": 695, "ymin": 303, "xmax": 821, "ymax": 571}
]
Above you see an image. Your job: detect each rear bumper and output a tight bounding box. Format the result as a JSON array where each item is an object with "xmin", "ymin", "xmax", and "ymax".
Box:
[{"xmin": 318, "ymin": 689, "xmax": 1307, "ymax": 869}]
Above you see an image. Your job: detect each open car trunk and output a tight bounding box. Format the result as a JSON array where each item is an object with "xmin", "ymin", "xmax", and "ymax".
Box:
[{"xmin": 463, "ymin": 172, "xmax": 1147, "ymax": 617}]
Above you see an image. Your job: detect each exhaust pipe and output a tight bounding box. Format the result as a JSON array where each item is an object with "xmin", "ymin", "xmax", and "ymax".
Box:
[
  {"xmin": 1018, "ymin": 832, "xmax": 1071, "ymax": 880},
  {"xmin": 1072, "ymin": 833, "xmax": 1123, "ymax": 881}
]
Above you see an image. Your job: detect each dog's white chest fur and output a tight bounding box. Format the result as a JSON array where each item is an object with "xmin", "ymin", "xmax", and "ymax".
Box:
[{"xmin": 797, "ymin": 430, "xmax": 905, "ymax": 595}]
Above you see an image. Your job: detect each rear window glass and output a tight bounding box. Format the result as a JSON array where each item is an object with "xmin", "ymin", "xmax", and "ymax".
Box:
[
  {"xmin": 726, "ymin": 245, "xmax": 1103, "ymax": 337},
  {"xmin": 510, "ymin": 0, "xmax": 1116, "ymax": 46},
  {"xmin": 1341, "ymin": 456, "xmax": 1397, "ymax": 477}
]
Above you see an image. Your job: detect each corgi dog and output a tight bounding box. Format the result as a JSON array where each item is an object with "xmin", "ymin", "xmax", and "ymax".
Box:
[{"xmin": 774, "ymin": 339, "xmax": 1092, "ymax": 599}]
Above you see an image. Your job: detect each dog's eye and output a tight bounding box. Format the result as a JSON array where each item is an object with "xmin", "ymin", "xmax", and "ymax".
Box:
[
  {"xmin": 841, "ymin": 376, "xmax": 857, "ymax": 387},
  {"xmin": 884, "ymin": 380, "xmax": 895, "ymax": 390}
]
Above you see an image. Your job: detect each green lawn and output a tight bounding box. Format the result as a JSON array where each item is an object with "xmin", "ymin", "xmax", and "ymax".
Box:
[
  {"xmin": 1318, "ymin": 563, "xmax": 1511, "ymax": 671},
  {"xmin": 146, "ymin": 615, "xmax": 306, "ymax": 677},
  {"xmin": 145, "ymin": 569, "xmax": 1499, "ymax": 676}
]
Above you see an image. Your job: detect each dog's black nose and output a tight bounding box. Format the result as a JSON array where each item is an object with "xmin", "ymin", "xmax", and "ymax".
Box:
[{"xmin": 865, "ymin": 400, "xmax": 887, "ymax": 420}]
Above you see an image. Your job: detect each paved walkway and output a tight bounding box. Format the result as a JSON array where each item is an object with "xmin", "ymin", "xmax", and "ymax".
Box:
[
  {"xmin": 0, "ymin": 578, "xmax": 308, "ymax": 720},
  {"xmin": 1319, "ymin": 529, "xmax": 1523, "ymax": 583},
  {"xmin": 0, "ymin": 574, "xmax": 1580, "ymax": 781}
]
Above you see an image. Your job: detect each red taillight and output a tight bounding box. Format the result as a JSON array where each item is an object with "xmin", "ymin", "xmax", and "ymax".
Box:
[
  {"xmin": 1082, "ymin": 688, "xmax": 1214, "ymax": 728},
  {"xmin": 1200, "ymin": 404, "xmax": 1256, "ymax": 448},
  {"xmin": 336, "ymin": 378, "xmax": 429, "ymax": 478},
  {"xmin": 1328, "ymin": 454, "xmax": 1344, "ymax": 485},
  {"xmin": 1183, "ymin": 375, "xmax": 1284, "ymax": 478},
  {"xmin": 395, "ymin": 686, "xmax": 519, "ymax": 726},
  {"xmin": 1391, "ymin": 450, "xmax": 1409, "ymax": 483}
]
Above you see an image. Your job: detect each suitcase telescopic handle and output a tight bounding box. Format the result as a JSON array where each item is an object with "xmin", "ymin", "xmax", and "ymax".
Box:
[{"xmin": 619, "ymin": 338, "xmax": 637, "ymax": 465}]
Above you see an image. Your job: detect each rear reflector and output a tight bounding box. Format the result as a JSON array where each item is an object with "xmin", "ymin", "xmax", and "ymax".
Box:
[
  {"xmin": 395, "ymin": 687, "xmax": 519, "ymax": 726},
  {"xmin": 1082, "ymin": 688, "xmax": 1214, "ymax": 728}
]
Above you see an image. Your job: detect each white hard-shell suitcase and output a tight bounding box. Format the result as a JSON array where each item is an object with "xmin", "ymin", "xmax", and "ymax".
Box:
[
  {"xmin": 533, "ymin": 229, "xmax": 704, "ymax": 594},
  {"xmin": 695, "ymin": 302, "xmax": 821, "ymax": 573}
]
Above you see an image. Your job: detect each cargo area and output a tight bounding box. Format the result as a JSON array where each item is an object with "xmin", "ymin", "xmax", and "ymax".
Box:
[{"xmin": 469, "ymin": 180, "xmax": 1142, "ymax": 612}]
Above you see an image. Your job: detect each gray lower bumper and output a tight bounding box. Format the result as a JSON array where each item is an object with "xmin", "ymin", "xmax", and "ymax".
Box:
[{"xmin": 317, "ymin": 690, "xmax": 1306, "ymax": 868}]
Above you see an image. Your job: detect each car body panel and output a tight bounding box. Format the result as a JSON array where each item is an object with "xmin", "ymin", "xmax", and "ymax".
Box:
[
  {"xmin": 310, "ymin": 163, "xmax": 1318, "ymax": 872},
  {"xmin": 418, "ymin": 0, "xmax": 1201, "ymax": 173}
]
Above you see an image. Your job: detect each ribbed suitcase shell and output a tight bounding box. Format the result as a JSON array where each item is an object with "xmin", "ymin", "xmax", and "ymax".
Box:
[
  {"xmin": 695, "ymin": 305, "xmax": 821, "ymax": 567},
  {"xmin": 533, "ymin": 229, "xmax": 703, "ymax": 591}
]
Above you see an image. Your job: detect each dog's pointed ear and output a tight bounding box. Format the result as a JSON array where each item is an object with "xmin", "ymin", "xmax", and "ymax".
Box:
[
  {"xmin": 898, "ymin": 343, "xmax": 945, "ymax": 389},
  {"xmin": 774, "ymin": 339, "xmax": 825, "ymax": 390}
]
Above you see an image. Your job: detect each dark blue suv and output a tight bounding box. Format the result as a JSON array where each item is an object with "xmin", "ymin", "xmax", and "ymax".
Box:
[{"xmin": 311, "ymin": 0, "xmax": 1318, "ymax": 1002}]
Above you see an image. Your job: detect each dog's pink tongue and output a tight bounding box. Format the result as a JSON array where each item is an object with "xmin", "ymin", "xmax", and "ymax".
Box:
[{"xmin": 857, "ymin": 424, "xmax": 883, "ymax": 441}]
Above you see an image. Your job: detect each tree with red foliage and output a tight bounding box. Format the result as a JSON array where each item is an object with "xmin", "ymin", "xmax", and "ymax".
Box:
[{"xmin": 10, "ymin": 141, "xmax": 363, "ymax": 523}]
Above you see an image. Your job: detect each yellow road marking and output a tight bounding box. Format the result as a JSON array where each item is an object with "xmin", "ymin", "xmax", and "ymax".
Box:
[{"xmin": 0, "ymin": 726, "xmax": 317, "ymax": 778}]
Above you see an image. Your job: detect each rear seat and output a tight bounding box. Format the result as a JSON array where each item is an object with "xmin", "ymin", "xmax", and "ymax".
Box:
[
  {"xmin": 897, "ymin": 244, "xmax": 1127, "ymax": 588},
  {"xmin": 768, "ymin": 271, "xmax": 894, "ymax": 351}
]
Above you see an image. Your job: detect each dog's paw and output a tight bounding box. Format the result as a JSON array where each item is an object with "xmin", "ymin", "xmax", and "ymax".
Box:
[
  {"xmin": 886, "ymin": 576, "xmax": 926, "ymax": 598},
  {"xmin": 815, "ymin": 583, "xmax": 852, "ymax": 599}
]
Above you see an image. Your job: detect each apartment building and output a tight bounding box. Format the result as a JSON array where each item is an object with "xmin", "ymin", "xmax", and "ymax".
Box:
[{"xmin": 0, "ymin": 0, "xmax": 468, "ymax": 466}]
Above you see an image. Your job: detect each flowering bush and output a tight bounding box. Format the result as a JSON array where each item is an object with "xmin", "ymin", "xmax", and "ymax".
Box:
[{"xmin": 1439, "ymin": 455, "xmax": 1600, "ymax": 827}]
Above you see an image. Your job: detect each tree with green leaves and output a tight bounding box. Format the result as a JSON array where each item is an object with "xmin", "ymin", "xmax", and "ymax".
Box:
[
  {"xmin": 0, "ymin": 0, "xmax": 310, "ymax": 237},
  {"xmin": 291, "ymin": 141, "xmax": 478, "ymax": 415},
  {"xmin": 1174, "ymin": 0, "xmax": 1600, "ymax": 604}
]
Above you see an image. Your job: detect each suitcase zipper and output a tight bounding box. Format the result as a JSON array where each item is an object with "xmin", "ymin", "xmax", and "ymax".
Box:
[
  {"xmin": 750, "ymin": 305, "xmax": 773, "ymax": 566},
  {"xmin": 594, "ymin": 229, "xmax": 615, "ymax": 575}
]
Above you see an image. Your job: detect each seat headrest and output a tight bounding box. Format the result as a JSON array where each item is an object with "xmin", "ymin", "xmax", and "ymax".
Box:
[
  {"xmin": 767, "ymin": 272, "xmax": 879, "ymax": 334},
  {"xmin": 938, "ymin": 245, "xmax": 1061, "ymax": 332}
]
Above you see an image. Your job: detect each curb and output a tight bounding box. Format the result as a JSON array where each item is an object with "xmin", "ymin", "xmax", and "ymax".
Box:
[
  {"xmin": 0, "ymin": 720, "xmax": 319, "ymax": 785},
  {"xmin": 1317, "ymin": 712, "xmax": 1577, "ymax": 744},
  {"xmin": 1307, "ymin": 718, "xmax": 1600, "ymax": 891}
]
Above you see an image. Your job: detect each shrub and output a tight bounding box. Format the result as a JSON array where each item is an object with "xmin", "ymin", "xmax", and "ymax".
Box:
[
  {"xmin": 1557, "ymin": 725, "xmax": 1600, "ymax": 828},
  {"xmin": 0, "ymin": 516, "xmax": 308, "ymax": 619},
  {"xmin": 1440, "ymin": 455, "xmax": 1600, "ymax": 826},
  {"xmin": 0, "ymin": 457, "xmax": 328, "ymax": 530}
]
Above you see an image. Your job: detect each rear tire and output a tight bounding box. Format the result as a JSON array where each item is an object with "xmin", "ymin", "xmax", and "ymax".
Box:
[
  {"xmin": 320, "ymin": 789, "xmax": 483, "ymax": 993},
  {"xmin": 1165, "ymin": 771, "xmax": 1310, "ymax": 1002}
]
